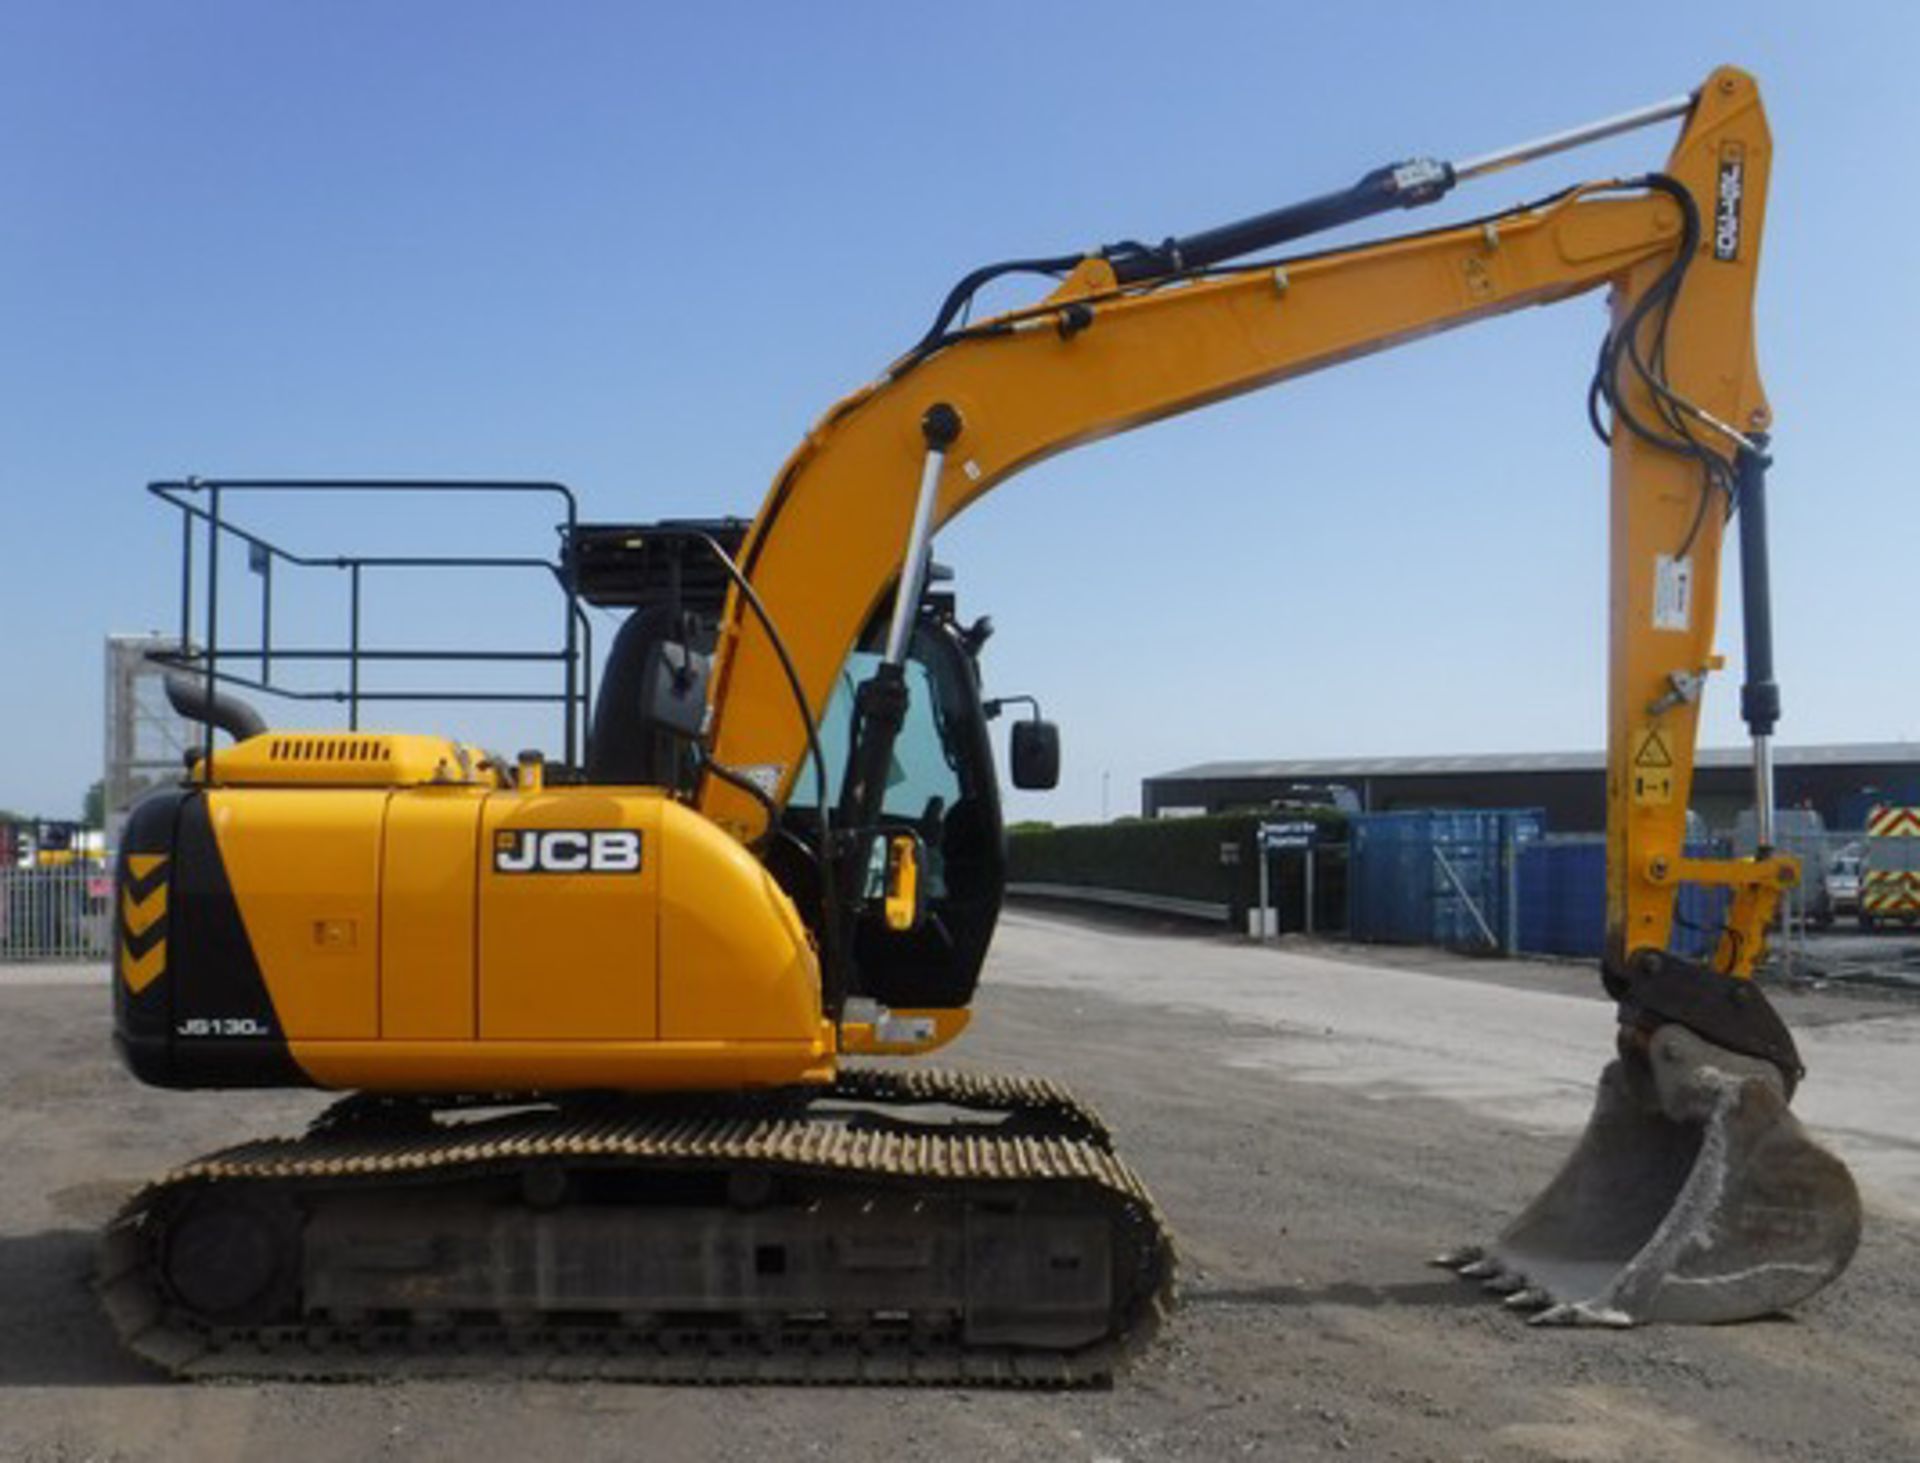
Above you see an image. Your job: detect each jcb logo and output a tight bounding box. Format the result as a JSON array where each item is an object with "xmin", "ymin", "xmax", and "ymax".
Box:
[
  {"xmin": 493, "ymin": 829, "xmax": 644, "ymax": 875},
  {"xmin": 1714, "ymin": 146, "xmax": 1744, "ymax": 262}
]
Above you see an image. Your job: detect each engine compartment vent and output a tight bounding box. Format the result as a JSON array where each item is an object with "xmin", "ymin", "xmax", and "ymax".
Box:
[
  {"xmin": 207, "ymin": 732, "xmax": 490, "ymax": 789},
  {"xmin": 267, "ymin": 736, "xmax": 396, "ymax": 764}
]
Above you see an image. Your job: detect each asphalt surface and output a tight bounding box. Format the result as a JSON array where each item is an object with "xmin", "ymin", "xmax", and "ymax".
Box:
[
  {"xmin": 993, "ymin": 912, "xmax": 1920, "ymax": 1219},
  {"xmin": 1794, "ymin": 925, "xmax": 1920, "ymax": 987},
  {"xmin": 2, "ymin": 916, "xmax": 1916, "ymax": 1462}
]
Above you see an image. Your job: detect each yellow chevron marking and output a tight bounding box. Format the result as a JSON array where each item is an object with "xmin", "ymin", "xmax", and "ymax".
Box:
[
  {"xmin": 127, "ymin": 854, "xmax": 167, "ymax": 881},
  {"xmin": 120, "ymin": 939, "xmax": 165, "ymax": 995},
  {"xmin": 122, "ymin": 882, "xmax": 167, "ymax": 938}
]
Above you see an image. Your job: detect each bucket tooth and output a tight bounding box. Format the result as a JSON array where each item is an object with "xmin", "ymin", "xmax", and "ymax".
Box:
[
  {"xmin": 1502, "ymin": 1287, "xmax": 1552, "ymax": 1311},
  {"xmin": 1528, "ymin": 1299, "xmax": 1632, "ymax": 1328},
  {"xmin": 1482, "ymin": 1272, "xmax": 1529, "ymax": 1295},
  {"xmin": 1431, "ymin": 1244, "xmax": 1483, "ymax": 1270},
  {"xmin": 1454, "ymin": 1024, "xmax": 1861, "ymax": 1327}
]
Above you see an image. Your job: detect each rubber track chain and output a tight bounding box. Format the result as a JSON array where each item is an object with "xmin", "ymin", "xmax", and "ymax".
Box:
[
  {"xmin": 97, "ymin": 1089, "xmax": 1170, "ymax": 1385},
  {"xmin": 830, "ymin": 1063, "xmax": 1114, "ymax": 1148}
]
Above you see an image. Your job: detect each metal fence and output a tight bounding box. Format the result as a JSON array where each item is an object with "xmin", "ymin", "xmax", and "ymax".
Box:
[{"xmin": 0, "ymin": 865, "xmax": 114, "ymax": 962}]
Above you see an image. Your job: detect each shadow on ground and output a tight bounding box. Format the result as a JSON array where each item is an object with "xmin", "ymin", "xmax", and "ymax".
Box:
[
  {"xmin": 1182, "ymin": 1278, "xmax": 1490, "ymax": 1311},
  {"xmin": 0, "ymin": 1229, "xmax": 157, "ymax": 1386}
]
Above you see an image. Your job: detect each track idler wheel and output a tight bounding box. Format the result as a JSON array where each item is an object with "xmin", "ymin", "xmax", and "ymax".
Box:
[
  {"xmin": 1437, "ymin": 1024, "xmax": 1861, "ymax": 1325},
  {"xmin": 158, "ymin": 1187, "xmax": 302, "ymax": 1325}
]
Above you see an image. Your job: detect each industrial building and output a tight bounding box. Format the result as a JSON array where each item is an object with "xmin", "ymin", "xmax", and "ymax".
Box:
[{"xmin": 1144, "ymin": 743, "xmax": 1920, "ymax": 834}]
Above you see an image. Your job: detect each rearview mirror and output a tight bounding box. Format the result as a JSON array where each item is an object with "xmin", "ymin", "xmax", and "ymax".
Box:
[
  {"xmin": 640, "ymin": 641, "xmax": 710, "ymax": 741},
  {"xmin": 1010, "ymin": 719, "xmax": 1060, "ymax": 790}
]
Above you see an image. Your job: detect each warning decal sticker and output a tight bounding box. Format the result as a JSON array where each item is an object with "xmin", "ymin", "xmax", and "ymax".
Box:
[
  {"xmin": 1631, "ymin": 726, "xmax": 1675, "ymax": 806},
  {"xmin": 1633, "ymin": 728, "xmax": 1674, "ymax": 768}
]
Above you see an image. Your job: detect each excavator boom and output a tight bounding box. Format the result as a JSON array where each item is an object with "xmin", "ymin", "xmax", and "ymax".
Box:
[{"xmin": 703, "ymin": 71, "xmax": 1775, "ymax": 978}]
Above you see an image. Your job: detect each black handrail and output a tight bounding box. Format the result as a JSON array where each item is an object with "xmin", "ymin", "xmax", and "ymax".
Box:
[{"xmin": 150, "ymin": 478, "xmax": 587, "ymax": 772}]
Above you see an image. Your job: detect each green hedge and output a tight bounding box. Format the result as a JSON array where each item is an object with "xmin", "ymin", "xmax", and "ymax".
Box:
[{"xmin": 1008, "ymin": 812, "xmax": 1348, "ymax": 929}]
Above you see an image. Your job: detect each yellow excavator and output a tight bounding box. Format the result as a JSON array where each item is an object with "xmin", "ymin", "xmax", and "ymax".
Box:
[{"xmin": 102, "ymin": 65, "xmax": 1859, "ymax": 1381}]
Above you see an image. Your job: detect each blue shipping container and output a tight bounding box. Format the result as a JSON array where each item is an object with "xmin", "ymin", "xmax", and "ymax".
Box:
[
  {"xmin": 1516, "ymin": 835, "xmax": 1728, "ymax": 961},
  {"xmin": 1516, "ymin": 837, "xmax": 1606, "ymax": 958},
  {"xmin": 1347, "ymin": 810, "xmax": 1544, "ymax": 953}
]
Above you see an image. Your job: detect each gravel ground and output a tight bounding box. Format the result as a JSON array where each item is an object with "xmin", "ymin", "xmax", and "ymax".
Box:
[{"xmin": 2, "ymin": 916, "xmax": 1916, "ymax": 1462}]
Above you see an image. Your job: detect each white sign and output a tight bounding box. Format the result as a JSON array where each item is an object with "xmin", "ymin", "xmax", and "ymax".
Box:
[
  {"xmin": 1653, "ymin": 554, "xmax": 1693, "ymax": 632},
  {"xmin": 1260, "ymin": 821, "xmax": 1317, "ymax": 851}
]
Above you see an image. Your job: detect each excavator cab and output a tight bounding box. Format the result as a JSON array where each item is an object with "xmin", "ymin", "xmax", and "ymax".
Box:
[
  {"xmin": 578, "ymin": 520, "xmax": 1025, "ymax": 1012},
  {"xmin": 785, "ymin": 599, "xmax": 1014, "ymax": 1012}
]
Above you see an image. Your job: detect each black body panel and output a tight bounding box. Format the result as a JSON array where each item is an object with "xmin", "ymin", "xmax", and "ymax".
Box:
[{"xmin": 112, "ymin": 788, "xmax": 310, "ymax": 1090}]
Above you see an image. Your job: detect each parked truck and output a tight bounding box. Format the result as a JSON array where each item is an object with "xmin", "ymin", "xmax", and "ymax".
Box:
[{"xmin": 1861, "ymin": 806, "xmax": 1920, "ymax": 930}]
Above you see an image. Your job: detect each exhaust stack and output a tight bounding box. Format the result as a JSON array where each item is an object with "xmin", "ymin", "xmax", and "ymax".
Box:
[{"xmin": 164, "ymin": 670, "xmax": 267, "ymax": 745}]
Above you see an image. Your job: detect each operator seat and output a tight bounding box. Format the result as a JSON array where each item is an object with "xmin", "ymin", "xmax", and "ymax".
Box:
[{"xmin": 586, "ymin": 605, "xmax": 684, "ymax": 787}]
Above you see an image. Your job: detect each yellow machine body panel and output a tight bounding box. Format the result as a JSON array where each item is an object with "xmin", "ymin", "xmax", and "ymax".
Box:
[
  {"xmin": 656, "ymin": 798, "xmax": 827, "ymax": 1043},
  {"xmin": 208, "ymin": 788, "xmax": 386, "ymax": 1040},
  {"xmin": 129, "ymin": 776, "xmax": 834, "ymax": 1093},
  {"xmin": 477, "ymin": 790, "xmax": 663, "ymax": 1041},
  {"xmin": 289, "ymin": 1036, "xmax": 836, "ymax": 1093},
  {"xmin": 379, "ymin": 788, "xmax": 484, "ymax": 1040}
]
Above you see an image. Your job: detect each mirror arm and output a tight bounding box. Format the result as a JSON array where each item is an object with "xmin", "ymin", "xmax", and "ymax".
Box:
[{"xmin": 983, "ymin": 693, "xmax": 1041, "ymax": 723}]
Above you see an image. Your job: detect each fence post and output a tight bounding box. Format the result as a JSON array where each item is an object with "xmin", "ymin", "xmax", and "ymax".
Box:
[
  {"xmin": 1256, "ymin": 841, "xmax": 1272, "ymax": 941},
  {"xmin": 1504, "ymin": 820, "xmax": 1519, "ymax": 955}
]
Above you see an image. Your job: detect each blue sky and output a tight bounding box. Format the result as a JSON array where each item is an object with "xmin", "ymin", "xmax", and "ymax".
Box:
[{"xmin": 3, "ymin": 2, "xmax": 1915, "ymax": 824}]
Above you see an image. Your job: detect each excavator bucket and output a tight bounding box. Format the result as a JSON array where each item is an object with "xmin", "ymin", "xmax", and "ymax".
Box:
[{"xmin": 1437, "ymin": 1024, "xmax": 1861, "ymax": 1325}]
